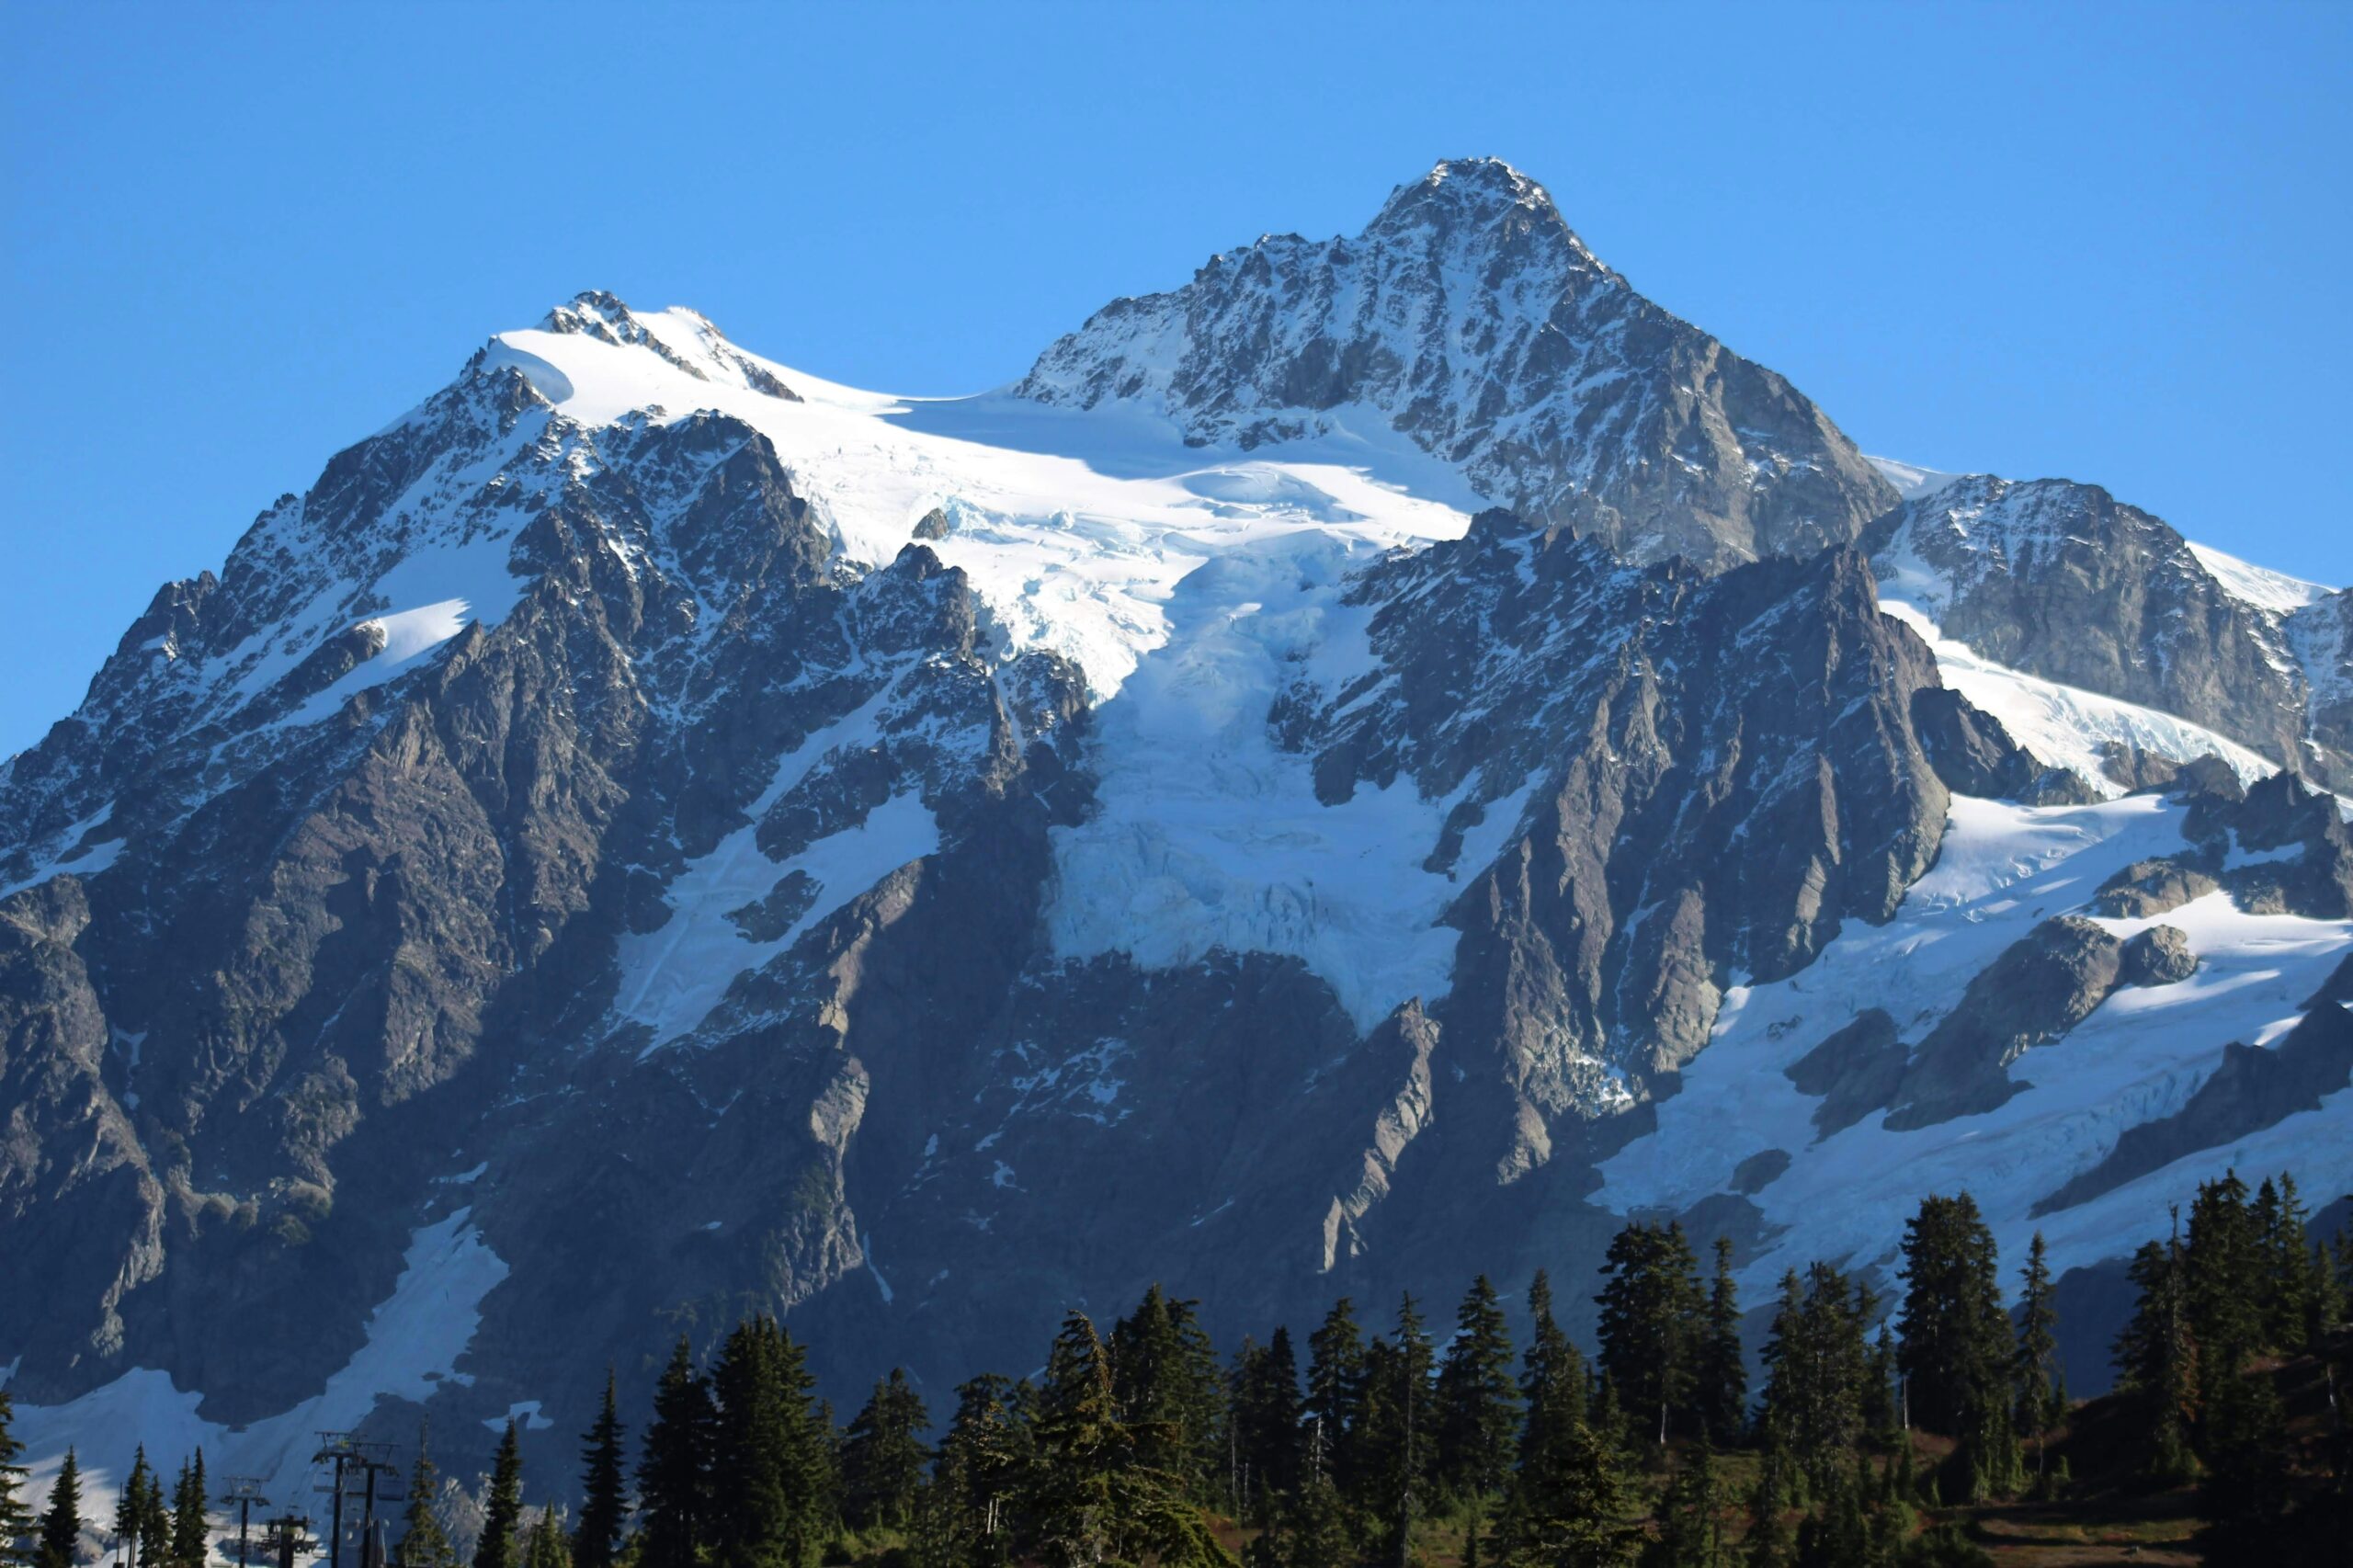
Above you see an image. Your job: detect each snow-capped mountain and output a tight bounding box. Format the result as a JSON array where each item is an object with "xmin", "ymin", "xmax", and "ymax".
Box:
[
  {"xmin": 1019, "ymin": 158, "xmax": 1898, "ymax": 571},
  {"xmin": 6, "ymin": 161, "xmax": 2349, "ymax": 1507}
]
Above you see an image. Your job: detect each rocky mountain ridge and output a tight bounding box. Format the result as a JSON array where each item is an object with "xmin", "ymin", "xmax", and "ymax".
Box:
[{"xmin": 4, "ymin": 162, "xmax": 2347, "ymax": 1510}]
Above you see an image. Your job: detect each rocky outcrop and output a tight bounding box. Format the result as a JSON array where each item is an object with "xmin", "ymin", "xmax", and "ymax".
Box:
[
  {"xmin": 1785, "ymin": 1008, "xmax": 1908, "ymax": 1138},
  {"xmin": 1886, "ymin": 917, "xmax": 2126, "ymax": 1130},
  {"xmin": 2120, "ymin": 925, "xmax": 2197, "ymax": 986},
  {"xmin": 1867, "ymin": 475, "xmax": 2351, "ymax": 788},
  {"xmin": 1020, "ymin": 159, "xmax": 1895, "ymax": 571},
  {"xmin": 1910, "ymin": 687, "xmax": 2097, "ymax": 803},
  {"xmin": 2093, "ymin": 858, "xmax": 2222, "ymax": 919},
  {"xmin": 2036, "ymin": 1003, "xmax": 2353, "ymax": 1214}
]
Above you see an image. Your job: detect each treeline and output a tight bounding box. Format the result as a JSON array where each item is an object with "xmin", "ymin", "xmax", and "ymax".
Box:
[{"xmin": 6, "ymin": 1173, "xmax": 2350, "ymax": 1568}]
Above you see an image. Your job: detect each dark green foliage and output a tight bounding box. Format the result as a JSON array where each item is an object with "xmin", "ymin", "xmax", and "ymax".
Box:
[
  {"xmin": 1503, "ymin": 1272, "xmax": 1635, "ymax": 1567},
  {"xmin": 840, "ymin": 1369, "xmax": 928, "ymax": 1532},
  {"xmin": 1758, "ymin": 1265, "xmax": 1874, "ymax": 1489},
  {"xmin": 2113, "ymin": 1214, "xmax": 2201, "ymax": 1483},
  {"xmin": 1029, "ymin": 1310, "xmax": 1224, "ymax": 1568},
  {"xmin": 927, "ymin": 1372, "xmax": 1032, "ymax": 1568},
  {"xmin": 475, "ymin": 1422, "xmax": 525, "ymax": 1568},
  {"xmin": 168, "ymin": 1450, "xmax": 206, "ymax": 1568},
  {"xmin": 1109, "ymin": 1285, "xmax": 1225, "ymax": 1495},
  {"xmin": 1594, "ymin": 1221, "xmax": 1706, "ymax": 1448},
  {"xmin": 394, "ymin": 1423, "xmax": 453, "ymax": 1568},
  {"xmin": 522, "ymin": 1513, "xmax": 570, "ymax": 1568},
  {"xmin": 2185, "ymin": 1171, "xmax": 2264, "ymax": 1391},
  {"xmin": 114, "ymin": 1448, "xmax": 155, "ymax": 1567},
  {"xmin": 573, "ymin": 1372, "xmax": 627, "ymax": 1568},
  {"xmin": 1302, "ymin": 1298, "xmax": 1365, "ymax": 1500},
  {"xmin": 1895, "ymin": 1193, "xmax": 2020, "ymax": 1498},
  {"xmin": 1645, "ymin": 1438, "xmax": 1725, "ymax": 1567},
  {"xmin": 34, "ymin": 1449, "xmax": 78, "ymax": 1568},
  {"xmin": 638, "ymin": 1337, "xmax": 716, "ymax": 1568},
  {"xmin": 1697, "ymin": 1239, "xmax": 1748, "ymax": 1448},
  {"xmin": 2013, "ymin": 1232, "xmax": 2061, "ymax": 1445},
  {"xmin": 2198, "ymin": 1369, "xmax": 2292, "ymax": 1565},
  {"xmin": 0, "ymin": 1390, "xmax": 34, "ymax": 1568},
  {"xmin": 1229, "ymin": 1330, "xmax": 1302, "ymax": 1509},
  {"xmin": 1434, "ymin": 1276, "xmax": 1518, "ymax": 1502},
  {"xmin": 709, "ymin": 1316, "xmax": 833, "ymax": 1568},
  {"xmin": 1349, "ymin": 1294, "xmax": 1433, "ymax": 1561}
]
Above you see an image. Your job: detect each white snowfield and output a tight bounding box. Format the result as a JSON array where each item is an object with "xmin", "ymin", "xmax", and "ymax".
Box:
[
  {"xmin": 1598, "ymin": 791, "xmax": 2353, "ymax": 1293},
  {"xmin": 11, "ymin": 312, "xmax": 2351, "ymax": 1471},
  {"xmin": 8, "ymin": 1210, "xmax": 507, "ymax": 1529}
]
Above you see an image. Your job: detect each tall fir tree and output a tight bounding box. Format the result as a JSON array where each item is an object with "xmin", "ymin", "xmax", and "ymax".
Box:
[
  {"xmin": 34, "ymin": 1451, "xmax": 79, "ymax": 1568},
  {"xmin": 0, "ymin": 1389, "xmax": 34, "ymax": 1568},
  {"xmin": 1229, "ymin": 1328, "xmax": 1302, "ymax": 1508},
  {"xmin": 1505, "ymin": 1272, "xmax": 1632, "ymax": 1568},
  {"xmin": 638, "ymin": 1337, "xmax": 715, "ymax": 1568},
  {"xmin": 840, "ymin": 1369, "xmax": 929, "ymax": 1533},
  {"xmin": 2199, "ymin": 1368, "xmax": 2293, "ymax": 1566},
  {"xmin": 169, "ymin": 1451, "xmax": 207, "ymax": 1568},
  {"xmin": 1108, "ymin": 1286, "xmax": 1223, "ymax": 1495},
  {"xmin": 2015, "ymin": 1230, "xmax": 2063, "ymax": 1486},
  {"xmin": 710, "ymin": 1316, "xmax": 832, "ymax": 1568},
  {"xmin": 1651, "ymin": 1437, "xmax": 1726, "ymax": 1568},
  {"xmin": 1697, "ymin": 1238, "xmax": 1747, "ymax": 1448},
  {"xmin": 2113, "ymin": 1211, "xmax": 2200, "ymax": 1483},
  {"xmin": 2184, "ymin": 1170, "xmax": 2264, "ymax": 1407},
  {"xmin": 1433, "ymin": 1276, "xmax": 1518, "ymax": 1503},
  {"xmin": 474, "ymin": 1422, "xmax": 525, "ymax": 1568},
  {"xmin": 1303, "ymin": 1299, "xmax": 1366, "ymax": 1499},
  {"xmin": 1593, "ymin": 1221, "xmax": 1705, "ymax": 1446},
  {"xmin": 1756, "ymin": 1264, "xmax": 1874, "ymax": 1489},
  {"xmin": 1896, "ymin": 1192, "xmax": 2020, "ymax": 1497},
  {"xmin": 522, "ymin": 1511, "xmax": 570, "ymax": 1568},
  {"xmin": 573, "ymin": 1372, "xmax": 627, "ymax": 1568},
  {"xmin": 115, "ymin": 1449, "xmax": 155, "ymax": 1568},
  {"xmin": 393, "ymin": 1423, "xmax": 453, "ymax": 1568},
  {"xmin": 932, "ymin": 1373, "xmax": 1033, "ymax": 1567}
]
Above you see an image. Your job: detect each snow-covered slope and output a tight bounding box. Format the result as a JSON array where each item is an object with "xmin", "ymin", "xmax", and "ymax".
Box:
[{"xmin": 5, "ymin": 165, "xmax": 2349, "ymax": 1504}]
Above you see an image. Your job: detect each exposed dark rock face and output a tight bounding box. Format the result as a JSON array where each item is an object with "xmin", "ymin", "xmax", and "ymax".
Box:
[
  {"xmin": 1910, "ymin": 687, "xmax": 2097, "ymax": 804},
  {"xmin": 1867, "ymin": 475, "xmax": 2352, "ymax": 789},
  {"xmin": 2093, "ymin": 858, "xmax": 2221, "ymax": 919},
  {"xmin": 2120, "ymin": 925, "xmax": 2197, "ymax": 987},
  {"xmin": 1886, "ymin": 916, "xmax": 2126, "ymax": 1130},
  {"xmin": 1785, "ymin": 1008, "xmax": 1908, "ymax": 1139},
  {"xmin": 1020, "ymin": 160, "xmax": 1896, "ymax": 571},
  {"xmin": 2036, "ymin": 1004, "xmax": 2353, "ymax": 1214},
  {"xmin": 1265, "ymin": 508, "xmax": 1950, "ymax": 1185}
]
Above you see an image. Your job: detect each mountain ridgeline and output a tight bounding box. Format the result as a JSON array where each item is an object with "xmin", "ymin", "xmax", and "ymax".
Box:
[{"xmin": 2, "ymin": 160, "xmax": 2348, "ymax": 1508}]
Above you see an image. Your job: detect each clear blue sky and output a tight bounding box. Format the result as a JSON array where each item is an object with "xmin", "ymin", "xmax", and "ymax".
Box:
[{"xmin": 4, "ymin": 1, "xmax": 2347, "ymax": 759}]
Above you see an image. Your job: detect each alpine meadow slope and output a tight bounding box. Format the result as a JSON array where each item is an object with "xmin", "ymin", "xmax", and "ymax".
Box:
[{"xmin": 5, "ymin": 159, "xmax": 2349, "ymax": 1502}]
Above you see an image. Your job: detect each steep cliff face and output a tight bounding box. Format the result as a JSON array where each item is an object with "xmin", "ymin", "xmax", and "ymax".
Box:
[
  {"xmin": 1020, "ymin": 158, "xmax": 1898, "ymax": 570},
  {"xmin": 1867, "ymin": 473, "xmax": 2353, "ymax": 790},
  {"xmin": 6, "ymin": 162, "xmax": 2349, "ymax": 1496}
]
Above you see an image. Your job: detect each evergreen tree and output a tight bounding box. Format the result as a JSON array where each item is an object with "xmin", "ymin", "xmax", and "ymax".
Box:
[
  {"xmin": 638, "ymin": 1337, "xmax": 715, "ymax": 1568},
  {"xmin": 474, "ymin": 1422, "xmax": 524, "ymax": 1568},
  {"xmin": 1649, "ymin": 1438, "xmax": 1725, "ymax": 1568},
  {"xmin": 169, "ymin": 1452, "xmax": 207, "ymax": 1568},
  {"xmin": 2112, "ymin": 1214, "xmax": 2200, "ymax": 1483},
  {"xmin": 1303, "ymin": 1299, "xmax": 1366, "ymax": 1500},
  {"xmin": 0, "ymin": 1389, "xmax": 34, "ymax": 1568},
  {"xmin": 2184, "ymin": 1171, "xmax": 2263, "ymax": 1399},
  {"xmin": 1740, "ymin": 1436, "xmax": 1794, "ymax": 1568},
  {"xmin": 114, "ymin": 1449, "xmax": 155, "ymax": 1568},
  {"xmin": 1351, "ymin": 1295, "xmax": 1432, "ymax": 1564},
  {"xmin": 1896, "ymin": 1193, "xmax": 2019, "ymax": 1497},
  {"xmin": 521, "ymin": 1514, "xmax": 570, "ymax": 1568},
  {"xmin": 1756, "ymin": 1264, "xmax": 1874, "ymax": 1489},
  {"xmin": 1697, "ymin": 1238, "xmax": 1747, "ymax": 1448},
  {"xmin": 1108, "ymin": 1286, "xmax": 1224, "ymax": 1495},
  {"xmin": 709, "ymin": 1316, "xmax": 832, "ymax": 1568},
  {"xmin": 1594, "ymin": 1220, "xmax": 1705, "ymax": 1446},
  {"xmin": 394, "ymin": 1423, "xmax": 453, "ymax": 1568},
  {"xmin": 2198, "ymin": 1369, "xmax": 2293, "ymax": 1566},
  {"xmin": 573, "ymin": 1373, "xmax": 626, "ymax": 1568},
  {"xmin": 1861, "ymin": 1327, "xmax": 1898, "ymax": 1437},
  {"xmin": 1029, "ymin": 1309, "xmax": 1218, "ymax": 1568},
  {"xmin": 2013, "ymin": 1233, "xmax": 2060, "ymax": 1437},
  {"xmin": 1513, "ymin": 1272, "xmax": 1581, "ymax": 1517},
  {"xmin": 1229, "ymin": 1328, "xmax": 1302, "ymax": 1508},
  {"xmin": 932, "ymin": 1373, "xmax": 1032, "ymax": 1568},
  {"xmin": 841, "ymin": 1369, "xmax": 929, "ymax": 1532},
  {"xmin": 1434, "ymin": 1276, "xmax": 1518, "ymax": 1502},
  {"xmin": 34, "ymin": 1450, "xmax": 79, "ymax": 1568}
]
